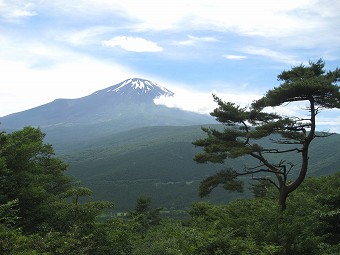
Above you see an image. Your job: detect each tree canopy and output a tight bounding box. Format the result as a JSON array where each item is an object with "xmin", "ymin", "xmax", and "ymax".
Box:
[
  {"xmin": 193, "ymin": 59, "xmax": 340, "ymax": 210},
  {"xmin": 0, "ymin": 127, "xmax": 72, "ymax": 231}
]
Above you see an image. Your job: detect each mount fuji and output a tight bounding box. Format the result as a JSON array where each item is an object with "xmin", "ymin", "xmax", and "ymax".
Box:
[{"xmin": 0, "ymin": 78, "xmax": 215, "ymax": 146}]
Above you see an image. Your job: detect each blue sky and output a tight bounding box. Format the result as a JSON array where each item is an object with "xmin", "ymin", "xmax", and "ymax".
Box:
[{"xmin": 1, "ymin": 0, "xmax": 340, "ymax": 131}]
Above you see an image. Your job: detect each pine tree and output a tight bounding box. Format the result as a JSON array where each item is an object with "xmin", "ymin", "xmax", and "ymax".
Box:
[{"xmin": 193, "ymin": 59, "xmax": 340, "ymax": 210}]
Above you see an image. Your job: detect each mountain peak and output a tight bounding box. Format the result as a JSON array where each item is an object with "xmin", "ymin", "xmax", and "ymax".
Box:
[
  {"xmin": 93, "ymin": 78, "xmax": 174, "ymax": 98},
  {"xmin": 0, "ymin": 77, "xmax": 215, "ymax": 130}
]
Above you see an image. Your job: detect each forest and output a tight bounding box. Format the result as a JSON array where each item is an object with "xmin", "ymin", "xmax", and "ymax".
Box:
[{"xmin": 1, "ymin": 60, "xmax": 339, "ymax": 254}]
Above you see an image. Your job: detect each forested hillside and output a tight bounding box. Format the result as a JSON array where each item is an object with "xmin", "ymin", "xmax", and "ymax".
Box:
[
  {"xmin": 1, "ymin": 127, "xmax": 339, "ymax": 254},
  {"xmin": 54, "ymin": 124, "xmax": 340, "ymax": 211}
]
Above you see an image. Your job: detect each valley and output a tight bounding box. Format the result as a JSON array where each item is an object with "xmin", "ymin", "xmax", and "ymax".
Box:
[{"xmin": 56, "ymin": 124, "xmax": 340, "ymax": 212}]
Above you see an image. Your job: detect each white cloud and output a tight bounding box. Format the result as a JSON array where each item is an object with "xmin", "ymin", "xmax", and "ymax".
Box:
[
  {"xmin": 177, "ymin": 35, "xmax": 218, "ymax": 46},
  {"xmin": 0, "ymin": 56, "xmax": 136, "ymax": 117},
  {"xmin": 154, "ymin": 90, "xmax": 215, "ymax": 115},
  {"xmin": 102, "ymin": 36, "xmax": 163, "ymax": 52},
  {"xmin": 223, "ymin": 55, "xmax": 247, "ymax": 60},
  {"xmin": 0, "ymin": 1, "xmax": 37, "ymax": 21},
  {"xmin": 85, "ymin": 0, "xmax": 339, "ymax": 44},
  {"xmin": 242, "ymin": 47, "xmax": 300, "ymax": 65},
  {"xmin": 154, "ymin": 84, "xmax": 260, "ymax": 115},
  {"xmin": 4, "ymin": 1, "xmax": 339, "ymax": 50},
  {"xmin": 52, "ymin": 26, "xmax": 115, "ymax": 46},
  {"xmin": 315, "ymin": 109, "xmax": 340, "ymax": 133},
  {"xmin": 318, "ymin": 116, "xmax": 340, "ymax": 133}
]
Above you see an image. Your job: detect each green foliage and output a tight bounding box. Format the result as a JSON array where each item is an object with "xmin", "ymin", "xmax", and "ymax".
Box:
[
  {"xmin": 254, "ymin": 59, "xmax": 340, "ymax": 109},
  {"xmin": 250, "ymin": 179, "xmax": 272, "ymax": 198},
  {"xmin": 129, "ymin": 196, "xmax": 162, "ymax": 233},
  {"xmin": 0, "ymin": 199, "xmax": 19, "ymax": 226},
  {"xmin": 29, "ymin": 217, "xmax": 133, "ymax": 255},
  {"xmin": 199, "ymin": 168, "xmax": 243, "ymax": 197},
  {"xmin": 133, "ymin": 211, "xmax": 281, "ymax": 255},
  {"xmin": 0, "ymin": 127, "xmax": 72, "ymax": 232},
  {"xmin": 0, "ymin": 224, "xmax": 39, "ymax": 255},
  {"xmin": 297, "ymin": 172, "xmax": 340, "ymax": 245},
  {"xmin": 185, "ymin": 173, "xmax": 340, "ymax": 255},
  {"xmin": 32, "ymin": 228, "xmax": 95, "ymax": 255},
  {"xmin": 0, "ymin": 127, "xmax": 117, "ymax": 254},
  {"xmin": 45, "ymin": 181, "xmax": 113, "ymax": 233},
  {"xmin": 89, "ymin": 218, "xmax": 136, "ymax": 255}
]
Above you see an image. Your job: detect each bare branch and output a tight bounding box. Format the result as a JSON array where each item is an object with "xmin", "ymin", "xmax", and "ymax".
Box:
[
  {"xmin": 271, "ymin": 140, "xmax": 303, "ymax": 145},
  {"xmin": 261, "ymin": 148, "xmax": 302, "ymax": 153},
  {"xmin": 252, "ymin": 176, "xmax": 280, "ymax": 190},
  {"xmin": 241, "ymin": 121, "xmax": 250, "ymax": 145},
  {"xmin": 237, "ymin": 168, "xmax": 278, "ymax": 176},
  {"xmin": 286, "ymin": 162, "xmax": 295, "ymax": 176}
]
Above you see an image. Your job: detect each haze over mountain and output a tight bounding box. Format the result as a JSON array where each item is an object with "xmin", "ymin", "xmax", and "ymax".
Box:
[
  {"xmin": 1, "ymin": 78, "xmax": 214, "ymax": 130},
  {"xmin": 62, "ymin": 124, "xmax": 340, "ymax": 211}
]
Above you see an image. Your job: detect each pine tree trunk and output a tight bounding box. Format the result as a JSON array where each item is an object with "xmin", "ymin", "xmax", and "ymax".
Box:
[{"xmin": 279, "ymin": 187, "xmax": 288, "ymax": 210}]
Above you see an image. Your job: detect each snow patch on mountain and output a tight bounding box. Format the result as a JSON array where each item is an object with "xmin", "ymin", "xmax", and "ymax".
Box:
[
  {"xmin": 113, "ymin": 78, "xmax": 173, "ymax": 95},
  {"xmin": 94, "ymin": 78, "xmax": 174, "ymax": 98}
]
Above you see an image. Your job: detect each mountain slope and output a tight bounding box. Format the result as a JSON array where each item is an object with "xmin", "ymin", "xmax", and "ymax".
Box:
[
  {"xmin": 0, "ymin": 78, "xmax": 216, "ymax": 148},
  {"xmin": 0, "ymin": 78, "xmax": 214, "ymax": 130}
]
